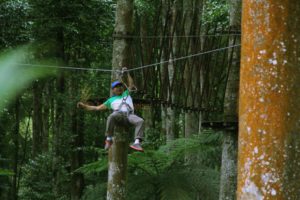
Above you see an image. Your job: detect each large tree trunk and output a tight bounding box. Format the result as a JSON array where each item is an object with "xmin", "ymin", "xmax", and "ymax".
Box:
[
  {"xmin": 237, "ymin": 0, "xmax": 300, "ymax": 199},
  {"xmin": 111, "ymin": 0, "xmax": 134, "ymax": 81},
  {"xmin": 107, "ymin": 124, "xmax": 129, "ymax": 200},
  {"xmin": 107, "ymin": 0, "xmax": 134, "ymax": 199},
  {"xmin": 219, "ymin": 0, "xmax": 241, "ymax": 199}
]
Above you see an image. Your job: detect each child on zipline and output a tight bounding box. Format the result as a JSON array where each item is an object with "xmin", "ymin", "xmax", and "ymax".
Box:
[{"xmin": 77, "ymin": 69, "xmax": 144, "ymax": 152}]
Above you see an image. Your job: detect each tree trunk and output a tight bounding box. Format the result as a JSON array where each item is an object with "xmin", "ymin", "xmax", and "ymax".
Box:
[
  {"xmin": 42, "ymin": 82, "xmax": 50, "ymax": 152},
  {"xmin": 33, "ymin": 81, "xmax": 49, "ymax": 154},
  {"xmin": 184, "ymin": 0, "xmax": 203, "ymax": 137},
  {"xmin": 111, "ymin": 0, "xmax": 134, "ymax": 80},
  {"xmin": 165, "ymin": 107, "xmax": 175, "ymax": 141},
  {"xmin": 107, "ymin": 0, "xmax": 134, "ymax": 199},
  {"xmin": 219, "ymin": 132, "xmax": 238, "ymax": 200},
  {"xmin": 53, "ymin": 27, "xmax": 66, "ymax": 197},
  {"xmin": 107, "ymin": 122, "xmax": 129, "ymax": 200},
  {"xmin": 237, "ymin": 1, "xmax": 300, "ymax": 199},
  {"xmin": 165, "ymin": 0, "xmax": 181, "ymax": 142},
  {"xmin": 219, "ymin": 0, "xmax": 241, "ymax": 199},
  {"xmin": 70, "ymin": 80, "xmax": 85, "ymax": 200},
  {"xmin": 183, "ymin": 0, "xmax": 194, "ymax": 138},
  {"xmin": 11, "ymin": 98, "xmax": 20, "ymax": 200},
  {"xmin": 140, "ymin": 14, "xmax": 153, "ymax": 134},
  {"xmin": 32, "ymin": 82, "xmax": 43, "ymax": 157},
  {"xmin": 160, "ymin": 0, "xmax": 170, "ymax": 141}
]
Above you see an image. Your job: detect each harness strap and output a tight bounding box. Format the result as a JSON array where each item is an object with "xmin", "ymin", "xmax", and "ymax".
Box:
[
  {"xmin": 113, "ymin": 67, "xmax": 135, "ymax": 116},
  {"xmin": 114, "ymin": 96, "xmax": 134, "ymax": 116}
]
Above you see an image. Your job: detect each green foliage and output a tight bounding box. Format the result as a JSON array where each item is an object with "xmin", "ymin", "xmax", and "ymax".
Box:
[
  {"xmin": 75, "ymin": 156, "xmax": 108, "ymax": 175},
  {"xmin": 135, "ymin": 0, "xmax": 158, "ymax": 17},
  {"xmin": 81, "ymin": 183, "xmax": 107, "ymax": 200},
  {"xmin": 19, "ymin": 153, "xmax": 56, "ymax": 200},
  {"xmin": 0, "ymin": 0, "xmax": 30, "ymax": 48},
  {"xmin": 144, "ymin": 127, "xmax": 165, "ymax": 150},
  {"xmin": 127, "ymin": 133, "xmax": 222, "ymax": 200},
  {"xmin": 79, "ymin": 132, "xmax": 222, "ymax": 200},
  {"xmin": 0, "ymin": 168, "xmax": 14, "ymax": 176},
  {"xmin": 203, "ymin": 0, "xmax": 229, "ymax": 27},
  {"xmin": 19, "ymin": 153, "xmax": 70, "ymax": 200}
]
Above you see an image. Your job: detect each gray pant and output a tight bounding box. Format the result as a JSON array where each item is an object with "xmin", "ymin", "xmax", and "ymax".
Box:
[{"xmin": 106, "ymin": 112, "xmax": 144, "ymax": 140}]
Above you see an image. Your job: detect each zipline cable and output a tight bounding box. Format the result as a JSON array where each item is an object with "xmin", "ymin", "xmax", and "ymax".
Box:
[
  {"xmin": 17, "ymin": 44, "xmax": 241, "ymax": 73},
  {"xmin": 126, "ymin": 44, "xmax": 241, "ymax": 72},
  {"xmin": 113, "ymin": 34, "xmax": 241, "ymax": 39},
  {"xmin": 17, "ymin": 63, "xmax": 115, "ymax": 72}
]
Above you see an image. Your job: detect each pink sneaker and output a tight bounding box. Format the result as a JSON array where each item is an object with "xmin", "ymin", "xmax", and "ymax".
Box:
[{"xmin": 130, "ymin": 143, "xmax": 144, "ymax": 152}]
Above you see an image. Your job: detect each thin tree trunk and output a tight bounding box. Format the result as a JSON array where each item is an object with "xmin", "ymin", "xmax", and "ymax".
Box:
[
  {"xmin": 53, "ymin": 26, "xmax": 66, "ymax": 197},
  {"xmin": 160, "ymin": 0, "xmax": 169, "ymax": 140},
  {"xmin": 143, "ymin": 106, "xmax": 152, "ymax": 134},
  {"xmin": 219, "ymin": 0, "xmax": 241, "ymax": 199},
  {"xmin": 70, "ymin": 79, "xmax": 85, "ymax": 200},
  {"xmin": 140, "ymin": 14, "xmax": 153, "ymax": 134},
  {"xmin": 237, "ymin": 1, "xmax": 300, "ymax": 199},
  {"xmin": 165, "ymin": 107, "xmax": 175, "ymax": 141},
  {"xmin": 184, "ymin": 0, "xmax": 202, "ymax": 137},
  {"xmin": 11, "ymin": 98, "xmax": 20, "ymax": 200},
  {"xmin": 165, "ymin": 0, "xmax": 180, "ymax": 142},
  {"xmin": 42, "ymin": 81, "xmax": 50, "ymax": 152},
  {"xmin": 183, "ymin": 0, "xmax": 194, "ymax": 138},
  {"xmin": 32, "ymin": 82, "xmax": 43, "ymax": 157}
]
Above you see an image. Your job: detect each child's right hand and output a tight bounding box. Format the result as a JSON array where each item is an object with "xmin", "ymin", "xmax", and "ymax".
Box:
[{"xmin": 77, "ymin": 102, "xmax": 85, "ymax": 108}]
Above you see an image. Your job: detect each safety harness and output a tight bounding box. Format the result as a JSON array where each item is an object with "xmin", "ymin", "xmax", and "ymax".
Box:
[
  {"xmin": 114, "ymin": 95, "xmax": 134, "ymax": 116},
  {"xmin": 113, "ymin": 68, "xmax": 135, "ymax": 116}
]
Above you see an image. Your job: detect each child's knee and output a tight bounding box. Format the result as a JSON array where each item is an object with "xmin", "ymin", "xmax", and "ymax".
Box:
[
  {"xmin": 137, "ymin": 118, "xmax": 144, "ymax": 124},
  {"xmin": 107, "ymin": 115, "xmax": 113, "ymax": 121}
]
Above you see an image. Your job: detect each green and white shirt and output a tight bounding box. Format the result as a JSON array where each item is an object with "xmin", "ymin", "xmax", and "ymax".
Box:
[{"xmin": 103, "ymin": 90, "xmax": 134, "ymax": 112}]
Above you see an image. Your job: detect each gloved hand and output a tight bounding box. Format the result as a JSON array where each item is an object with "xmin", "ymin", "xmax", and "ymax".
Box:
[{"xmin": 122, "ymin": 67, "xmax": 128, "ymax": 74}]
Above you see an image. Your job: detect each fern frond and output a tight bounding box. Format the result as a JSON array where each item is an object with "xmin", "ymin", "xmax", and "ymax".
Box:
[{"xmin": 75, "ymin": 157, "xmax": 108, "ymax": 175}]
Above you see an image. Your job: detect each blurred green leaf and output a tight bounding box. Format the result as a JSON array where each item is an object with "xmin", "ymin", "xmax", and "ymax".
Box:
[
  {"xmin": 0, "ymin": 168, "xmax": 14, "ymax": 176},
  {"xmin": 0, "ymin": 47, "xmax": 55, "ymax": 111}
]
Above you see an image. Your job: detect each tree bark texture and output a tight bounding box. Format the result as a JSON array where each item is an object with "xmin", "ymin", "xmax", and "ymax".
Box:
[
  {"xmin": 184, "ymin": 0, "xmax": 203, "ymax": 137},
  {"xmin": 107, "ymin": 0, "xmax": 134, "ymax": 199},
  {"xmin": 107, "ymin": 117, "xmax": 129, "ymax": 200},
  {"xmin": 219, "ymin": 0, "xmax": 241, "ymax": 199},
  {"xmin": 237, "ymin": 1, "xmax": 300, "ymax": 199}
]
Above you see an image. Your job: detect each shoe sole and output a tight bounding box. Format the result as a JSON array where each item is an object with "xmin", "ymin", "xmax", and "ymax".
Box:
[{"xmin": 130, "ymin": 145, "xmax": 144, "ymax": 152}]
